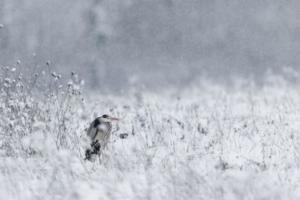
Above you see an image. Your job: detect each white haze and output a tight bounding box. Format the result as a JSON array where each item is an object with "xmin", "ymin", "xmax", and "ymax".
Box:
[{"xmin": 1, "ymin": 0, "xmax": 300, "ymax": 90}]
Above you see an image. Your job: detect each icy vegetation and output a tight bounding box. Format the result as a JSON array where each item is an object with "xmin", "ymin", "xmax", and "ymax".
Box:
[{"xmin": 1, "ymin": 66, "xmax": 300, "ymax": 199}]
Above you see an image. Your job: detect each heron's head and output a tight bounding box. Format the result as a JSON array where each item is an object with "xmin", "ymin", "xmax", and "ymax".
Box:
[{"xmin": 99, "ymin": 114, "xmax": 119, "ymax": 123}]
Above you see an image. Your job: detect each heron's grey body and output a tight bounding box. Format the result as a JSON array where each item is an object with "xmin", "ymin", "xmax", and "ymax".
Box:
[
  {"xmin": 85, "ymin": 114, "xmax": 117, "ymax": 161},
  {"xmin": 87, "ymin": 117, "xmax": 112, "ymax": 149}
]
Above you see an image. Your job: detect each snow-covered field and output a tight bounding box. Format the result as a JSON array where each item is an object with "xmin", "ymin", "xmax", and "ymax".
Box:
[{"xmin": 1, "ymin": 68, "xmax": 300, "ymax": 199}]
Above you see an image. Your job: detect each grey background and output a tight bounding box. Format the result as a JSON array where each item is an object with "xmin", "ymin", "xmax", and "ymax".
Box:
[{"xmin": 0, "ymin": 0, "xmax": 299, "ymax": 91}]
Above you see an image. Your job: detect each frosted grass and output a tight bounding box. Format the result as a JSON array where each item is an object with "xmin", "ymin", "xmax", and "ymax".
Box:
[{"xmin": 1, "ymin": 67, "xmax": 300, "ymax": 199}]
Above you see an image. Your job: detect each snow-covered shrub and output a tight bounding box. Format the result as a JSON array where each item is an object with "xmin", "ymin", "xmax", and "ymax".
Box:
[{"xmin": 0, "ymin": 65, "xmax": 85, "ymax": 157}]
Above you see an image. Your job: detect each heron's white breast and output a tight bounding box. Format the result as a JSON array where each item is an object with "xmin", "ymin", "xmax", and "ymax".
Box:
[
  {"xmin": 97, "ymin": 124, "xmax": 109, "ymax": 132},
  {"xmin": 94, "ymin": 123, "xmax": 110, "ymax": 142}
]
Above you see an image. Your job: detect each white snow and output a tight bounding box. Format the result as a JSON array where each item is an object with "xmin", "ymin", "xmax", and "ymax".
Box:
[{"xmin": 1, "ymin": 78, "xmax": 300, "ymax": 199}]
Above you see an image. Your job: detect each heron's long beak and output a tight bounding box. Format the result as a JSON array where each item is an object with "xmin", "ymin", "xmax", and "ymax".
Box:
[{"xmin": 109, "ymin": 117, "xmax": 119, "ymax": 121}]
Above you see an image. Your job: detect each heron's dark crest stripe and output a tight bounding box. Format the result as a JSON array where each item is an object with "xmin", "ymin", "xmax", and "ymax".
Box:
[{"xmin": 93, "ymin": 118, "xmax": 101, "ymax": 128}]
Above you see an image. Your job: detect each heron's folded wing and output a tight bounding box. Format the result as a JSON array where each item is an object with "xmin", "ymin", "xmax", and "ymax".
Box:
[{"xmin": 87, "ymin": 122, "xmax": 97, "ymax": 140}]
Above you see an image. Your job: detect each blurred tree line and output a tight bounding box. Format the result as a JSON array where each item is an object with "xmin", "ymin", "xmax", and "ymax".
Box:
[{"xmin": 0, "ymin": 0, "xmax": 300, "ymax": 91}]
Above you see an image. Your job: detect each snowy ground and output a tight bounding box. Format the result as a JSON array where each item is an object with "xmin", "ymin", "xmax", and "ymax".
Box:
[{"xmin": 1, "ymin": 71, "xmax": 300, "ymax": 199}]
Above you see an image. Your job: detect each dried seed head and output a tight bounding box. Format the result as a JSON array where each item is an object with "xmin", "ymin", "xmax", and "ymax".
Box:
[{"xmin": 119, "ymin": 133, "xmax": 129, "ymax": 139}]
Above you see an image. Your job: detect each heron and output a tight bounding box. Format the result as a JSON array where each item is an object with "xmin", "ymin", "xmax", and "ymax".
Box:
[{"xmin": 85, "ymin": 114, "xmax": 119, "ymax": 161}]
